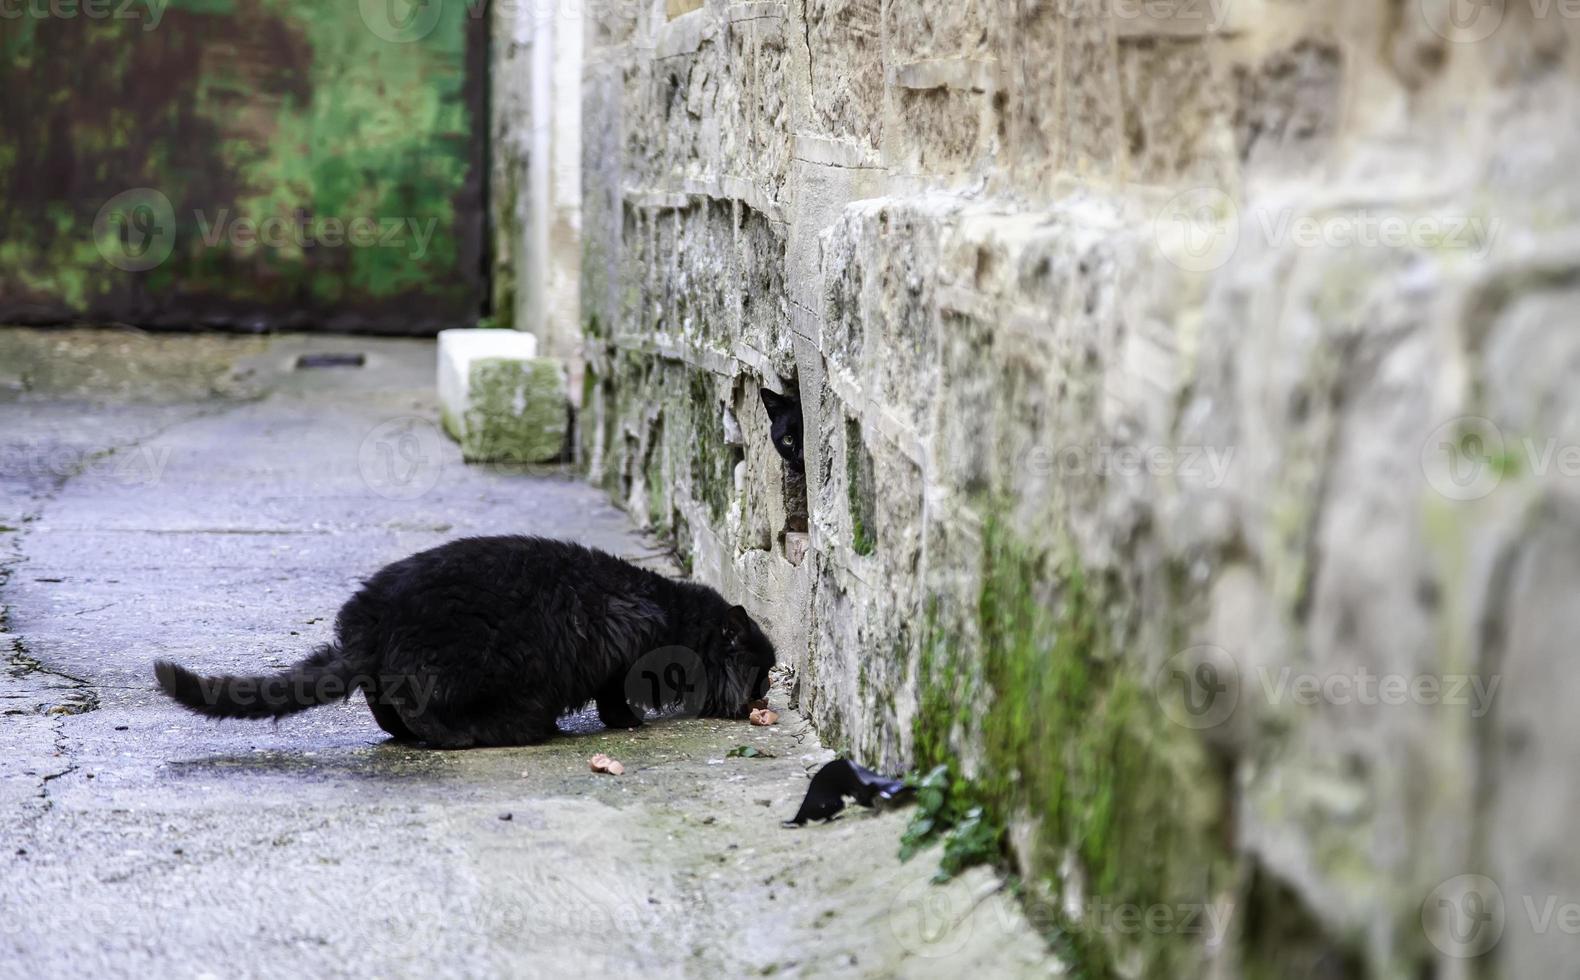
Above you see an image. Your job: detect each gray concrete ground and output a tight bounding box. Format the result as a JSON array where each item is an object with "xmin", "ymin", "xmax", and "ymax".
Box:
[{"xmin": 0, "ymin": 328, "xmax": 1055, "ymax": 979}]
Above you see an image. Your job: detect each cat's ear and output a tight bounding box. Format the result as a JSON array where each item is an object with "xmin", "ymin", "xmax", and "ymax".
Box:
[
  {"xmin": 721, "ymin": 604, "xmax": 752, "ymax": 649},
  {"xmin": 760, "ymin": 387, "xmax": 789, "ymax": 416}
]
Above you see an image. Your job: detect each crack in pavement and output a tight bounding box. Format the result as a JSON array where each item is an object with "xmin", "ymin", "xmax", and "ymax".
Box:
[{"xmin": 2, "ymin": 397, "xmax": 259, "ymax": 818}]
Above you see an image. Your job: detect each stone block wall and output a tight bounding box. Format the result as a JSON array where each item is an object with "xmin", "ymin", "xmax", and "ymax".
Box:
[{"xmin": 568, "ymin": 1, "xmax": 1580, "ymax": 974}]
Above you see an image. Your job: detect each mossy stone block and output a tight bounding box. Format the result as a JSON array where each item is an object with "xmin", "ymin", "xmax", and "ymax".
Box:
[{"xmin": 451, "ymin": 357, "xmax": 568, "ymax": 463}]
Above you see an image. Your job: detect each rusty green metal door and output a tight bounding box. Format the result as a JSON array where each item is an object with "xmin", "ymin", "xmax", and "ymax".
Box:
[{"xmin": 0, "ymin": 0, "xmax": 487, "ymax": 334}]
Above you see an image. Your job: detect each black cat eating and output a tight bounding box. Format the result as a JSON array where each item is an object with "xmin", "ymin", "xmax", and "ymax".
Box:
[
  {"xmin": 760, "ymin": 387, "xmax": 804, "ymax": 473},
  {"xmin": 154, "ymin": 536, "xmax": 776, "ymax": 748}
]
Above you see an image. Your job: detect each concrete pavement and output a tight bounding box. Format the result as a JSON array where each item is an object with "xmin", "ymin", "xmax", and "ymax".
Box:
[{"xmin": 0, "ymin": 328, "xmax": 1055, "ymax": 979}]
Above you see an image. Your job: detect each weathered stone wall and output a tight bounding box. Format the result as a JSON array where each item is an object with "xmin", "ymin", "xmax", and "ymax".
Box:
[{"xmin": 571, "ymin": 1, "xmax": 1580, "ymax": 975}]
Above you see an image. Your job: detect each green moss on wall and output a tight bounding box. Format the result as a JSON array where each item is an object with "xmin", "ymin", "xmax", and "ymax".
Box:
[
  {"xmin": 846, "ymin": 417, "xmax": 877, "ymax": 556},
  {"xmin": 914, "ymin": 516, "xmax": 1231, "ymax": 976},
  {"xmin": 644, "ymin": 412, "xmax": 669, "ymax": 534},
  {"xmin": 688, "ymin": 371, "xmax": 733, "ymax": 523}
]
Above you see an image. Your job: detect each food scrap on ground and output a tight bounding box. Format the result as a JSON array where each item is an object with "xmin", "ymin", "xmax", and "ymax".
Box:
[
  {"xmin": 589, "ymin": 753, "xmax": 625, "ymax": 775},
  {"xmin": 749, "ymin": 707, "xmax": 780, "ymax": 726}
]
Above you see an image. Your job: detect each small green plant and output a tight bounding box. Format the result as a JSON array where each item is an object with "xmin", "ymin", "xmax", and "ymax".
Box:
[{"xmin": 898, "ymin": 764, "xmax": 1004, "ymax": 883}]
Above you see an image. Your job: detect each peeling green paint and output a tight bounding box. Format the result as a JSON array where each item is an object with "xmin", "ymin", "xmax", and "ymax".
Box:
[{"xmin": 0, "ymin": 1, "xmax": 484, "ymax": 331}]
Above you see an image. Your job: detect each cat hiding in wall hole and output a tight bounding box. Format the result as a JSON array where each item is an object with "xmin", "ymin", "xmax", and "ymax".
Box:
[
  {"xmin": 154, "ymin": 536, "xmax": 776, "ymax": 748},
  {"xmin": 760, "ymin": 387, "xmax": 804, "ymax": 473}
]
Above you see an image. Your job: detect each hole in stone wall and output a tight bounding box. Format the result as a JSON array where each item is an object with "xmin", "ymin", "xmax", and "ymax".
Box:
[
  {"xmin": 620, "ymin": 429, "xmax": 639, "ymax": 505},
  {"xmin": 1241, "ymin": 866, "xmax": 1367, "ymax": 980},
  {"xmin": 762, "ymin": 375, "xmax": 809, "ymax": 562},
  {"xmin": 973, "ymin": 246, "xmax": 997, "ymax": 289}
]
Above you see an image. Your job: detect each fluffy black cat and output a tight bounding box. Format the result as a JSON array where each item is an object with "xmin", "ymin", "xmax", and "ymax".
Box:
[
  {"xmin": 154, "ymin": 536, "xmax": 775, "ymax": 748},
  {"xmin": 760, "ymin": 387, "xmax": 804, "ymax": 472}
]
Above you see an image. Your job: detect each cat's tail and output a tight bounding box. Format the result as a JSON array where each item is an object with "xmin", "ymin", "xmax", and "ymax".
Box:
[{"xmin": 153, "ymin": 643, "xmax": 362, "ymax": 720}]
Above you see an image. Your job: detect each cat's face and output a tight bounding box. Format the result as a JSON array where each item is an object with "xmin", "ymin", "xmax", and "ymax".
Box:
[
  {"xmin": 703, "ymin": 604, "xmax": 776, "ymax": 718},
  {"xmin": 760, "ymin": 388, "xmax": 804, "ymax": 473}
]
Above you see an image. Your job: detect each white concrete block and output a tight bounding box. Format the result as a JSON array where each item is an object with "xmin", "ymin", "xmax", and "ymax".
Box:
[{"xmin": 437, "ymin": 328, "xmax": 539, "ymax": 439}]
